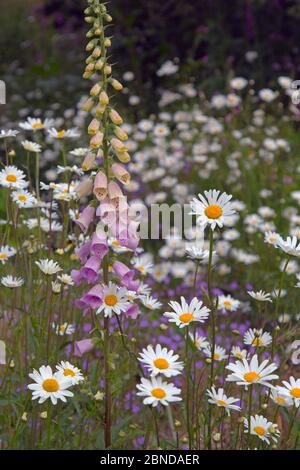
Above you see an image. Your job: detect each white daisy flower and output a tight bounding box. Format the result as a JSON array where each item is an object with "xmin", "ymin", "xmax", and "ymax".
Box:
[
  {"xmin": 247, "ymin": 290, "xmax": 272, "ymax": 302},
  {"xmin": 231, "ymin": 346, "xmax": 249, "ymax": 360},
  {"xmin": 140, "ymin": 295, "xmax": 162, "ymax": 310},
  {"xmin": 164, "ymin": 296, "xmax": 210, "ymax": 328},
  {"xmin": 271, "ymin": 388, "xmax": 294, "ymax": 407},
  {"xmin": 185, "ymin": 244, "xmax": 215, "ymax": 262},
  {"xmin": 244, "ymin": 415, "xmax": 275, "ymax": 444},
  {"xmin": 243, "ymin": 328, "xmax": 272, "ymax": 348},
  {"xmin": 264, "ymin": 231, "xmax": 282, "ymax": 246},
  {"xmin": 190, "ymin": 189, "xmax": 235, "ymax": 230},
  {"xmin": 277, "ymin": 376, "xmax": 300, "ymax": 407},
  {"xmin": 218, "ymin": 295, "xmax": 240, "ymax": 312},
  {"xmin": 206, "ymin": 386, "xmax": 241, "ymax": 415},
  {"xmin": 35, "ymin": 259, "xmax": 62, "ymax": 275},
  {"xmin": 57, "ymin": 274, "xmax": 74, "ymax": 286},
  {"xmin": 0, "ymin": 166, "xmax": 28, "ymax": 189},
  {"xmin": 69, "ymin": 147, "xmax": 90, "ymax": 157},
  {"xmin": 1, "ymin": 275, "xmax": 24, "ymax": 288},
  {"xmin": 21, "ymin": 140, "xmax": 42, "ymax": 153},
  {"xmin": 19, "ymin": 117, "xmax": 54, "ymax": 131},
  {"xmin": 138, "ymin": 344, "xmax": 184, "ymax": 377},
  {"xmin": 28, "ymin": 365, "xmax": 73, "ymax": 405},
  {"xmin": 230, "ymin": 77, "xmax": 248, "ymax": 90},
  {"xmin": 203, "ymin": 345, "xmax": 228, "ymax": 361},
  {"xmin": 96, "ymin": 282, "xmax": 129, "ymax": 317},
  {"xmin": 0, "ymin": 245, "xmax": 16, "ymax": 264},
  {"xmin": 189, "ymin": 332, "xmax": 209, "ymax": 350},
  {"xmin": 48, "ymin": 127, "xmax": 80, "ymax": 139},
  {"xmin": 131, "ymin": 254, "xmax": 153, "ymax": 276},
  {"xmin": 11, "ymin": 190, "xmax": 37, "ymax": 208},
  {"xmin": 52, "ymin": 322, "xmax": 75, "ymax": 336},
  {"xmin": 136, "ymin": 376, "xmax": 182, "ymax": 407},
  {"xmin": 277, "ymin": 236, "xmax": 300, "ymax": 257},
  {"xmin": 226, "ymin": 354, "xmax": 278, "ymax": 388},
  {"xmin": 55, "ymin": 361, "xmax": 84, "ymax": 385},
  {"xmin": 0, "ymin": 129, "xmax": 19, "ymax": 139}
]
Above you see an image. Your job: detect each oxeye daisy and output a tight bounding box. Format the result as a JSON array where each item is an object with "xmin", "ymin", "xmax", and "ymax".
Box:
[
  {"xmin": 0, "ymin": 166, "xmax": 28, "ymax": 189},
  {"xmin": 185, "ymin": 245, "xmax": 214, "ymax": 262},
  {"xmin": 189, "ymin": 332, "xmax": 209, "ymax": 350},
  {"xmin": 264, "ymin": 231, "xmax": 282, "ymax": 246},
  {"xmin": 21, "ymin": 140, "xmax": 42, "ymax": 153},
  {"xmin": 36, "ymin": 259, "xmax": 62, "ymax": 275},
  {"xmin": 243, "ymin": 328, "xmax": 272, "ymax": 348},
  {"xmin": 276, "ymin": 376, "xmax": 300, "ymax": 407},
  {"xmin": 0, "ymin": 129, "xmax": 19, "ymax": 139},
  {"xmin": 1, "ymin": 275, "xmax": 24, "ymax": 288},
  {"xmin": 231, "ymin": 346, "xmax": 249, "ymax": 360},
  {"xmin": 271, "ymin": 388, "xmax": 294, "ymax": 407},
  {"xmin": 52, "ymin": 322, "xmax": 76, "ymax": 336},
  {"xmin": 203, "ymin": 345, "xmax": 228, "ymax": 361},
  {"xmin": 243, "ymin": 415, "xmax": 275, "ymax": 444},
  {"xmin": 164, "ymin": 296, "xmax": 210, "ymax": 328},
  {"xmin": 55, "ymin": 361, "xmax": 84, "ymax": 385},
  {"xmin": 190, "ymin": 189, "xmax": 235, "ymax": 230},
  {"xmin": 140, "ymin": 295, "xmax": 162, "ymax": 310},
  {"xmin": 247, "ymin": 290, "xmax": 272, "ymax": 302},
  {"xmin": 11, "ymin": 190, "xmax": 37, "ymax": 208},
  {"xmin": 0, "ymin": 246, "xmax": 16, "ymax": 264},
  {"xmin": 19, "ymin": 117, "xmax": 54, "ymax": 131},
  {"xmin": 206, "ymin": 387, "xmax": 241, "ymax": 415},
  {"xmin": 218, "ymin": 295, "xmax": 240, "ymax": 312},
  {"xmin": 277, "ymin": 235, "xmax": 300, "ymax": 257},
  {"xmin": 48, "ymin": 127, "xmax": 80, "ymax": 139},
  {"xmin": 96, "ymin": 282, "xmax": 129, "ymax": 317},
  {"xmin": 226, "ymin": 354, "xmax": 278, "ymax": 388},
  {"xmin": 57, "ymin": 274, "xmax": 74, "ymax": 286},
  {"xmin": 28, "ymin": 365, "xmax": 74, "ymax": 405},
  {"xmin": 138, "ymin": 344, "xmax": 184, "ymax": 377},
  {"xmin": 136, "ymin": 376, "xmax": 182, "ymax": 407},
  {"xmin": 131, "ymin": 254, "xmax": 153, "ymax": 276}
]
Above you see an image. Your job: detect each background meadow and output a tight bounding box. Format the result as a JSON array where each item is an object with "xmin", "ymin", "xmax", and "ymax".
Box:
[{"xmin": 0, "ymin": 0, "xmax": 299, "ymax": 450}]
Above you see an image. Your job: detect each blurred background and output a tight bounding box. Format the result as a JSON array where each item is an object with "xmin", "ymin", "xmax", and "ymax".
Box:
[{"xmin": 1, "ymin": 0, "xmax": 300, "ymax": 119}]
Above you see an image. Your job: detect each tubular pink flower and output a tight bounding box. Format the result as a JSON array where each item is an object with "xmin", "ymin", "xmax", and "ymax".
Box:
[
  {"xmin": 93, "ymin": 171, "xmax": 108, "ymax": 201},
  {"xmin": 74, "ymin": 206, "xmax": 95, "ymax": 233}
]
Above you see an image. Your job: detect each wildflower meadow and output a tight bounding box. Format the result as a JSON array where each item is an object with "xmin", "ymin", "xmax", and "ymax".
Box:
[{"xmin": 0, "ymin": 0, "xmax": 299, "ymax": 456}]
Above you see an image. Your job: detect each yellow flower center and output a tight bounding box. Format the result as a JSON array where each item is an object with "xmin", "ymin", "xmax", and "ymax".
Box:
[
  {"xmin": 276, "ymin": 397, "xmax": 286, "ymax": 405},
  {"xmin": 154, "ymin": 358, "xmax": 169, "ymax": 370},
  {"xmin": 42, "ymin": 378, "xmax": 59, "ymax": 392},
  {"xmin": 59, "ymin": 325, "xmax": 67, "ymax": 333},
  {"xmin": 6, "ymin": 174, "xmax": 17, "ymax": 183},
  {"xmin": 217, "ymin": 399, "xmax": 227, "ymax": 406},
  {"xmin": 151, "ymin": 388, "xmax": 166, "ymax": 399},
  {"xmin": 105, "ymin": 294, "xmax": 118, "ymax": 307},
  {"xmin": 0, "ymin": 253, "xmax": 8, "ymax": 259},
  {"xmin": 57, "ymin": 130, "xmax": 66, "ymax": 138},
  {"xmin": 253, "ymin": 426, "xmax": 266, "ymax": 436},
  {"xmin": 244, "ymin": 371, "xmax": 260, "ymax": 383},
  {"xmin": 223, "ymin": 300, "xmax": 232, "ymax": 309},
  {"xmin": 204, "ymin": 204, "xmax": 223, "ymax": 219},
  {"xmin": 214, "ymin": 353, "xmax": 220, "ymax": 360},
  {"xmin": 18, "ymin": 195, "xmax": 27, "ymax": 202},
  {"xmin": 32, "ymin": 122, "xmax": 43, "ymax": 129},
  {"xmin": 63, "ymin": 369, "xmax": 75, "ymax": 377},
  {"xmin": 179, "ymin": 313, "xmax": 194, "ymax": 324},
  {"xmin": 290, "ymin": 388, "xmax": 300, "ymax": 398},
  {"xmin": 136, "ymin": 265, "xmax": 145, "ymax": 272},
  {"xmin": 252, "ymin": 338, "xmax": 264, "ymax": 346}
]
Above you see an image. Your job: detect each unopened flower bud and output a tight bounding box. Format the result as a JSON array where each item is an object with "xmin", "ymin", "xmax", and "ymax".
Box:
[
  {"xmin": 109, "ymin": 109, "xmax": 123, "ymax": 125},
  {"xmin": 82, "ymin": 153, "xmax": 96, "ymax": 171},
  {"xmin": 213, "ymin": 433, "xmax": 221, "ymax": 443},
  {"xmin": 90, "ymin": 131, "xmax": 104, "ymax": 149},
  {"xmin": 99, "ymin": 91, "xmax": 109, "ymax": 105},
  {"xmin": 116, "ymin": 151, "xmax": 131, "ymax": 163},
  {"xmin": 104, "ymin": 65, "xmax": 112, "ymax": 76},
  {"xmin": 111, "ymin": 78, "xmax": 123, "ymax": 91},
  {"xmin": 82, "ymin": 98, "xmax": 94, "ymax": 112},
  {"xmin": 95, "ymin": 104, "xmax": 106, "ymax": 117},
  {"xmin": 95, "ymin": 59, "xmax": 104, "ymax": 70},
  {"xmin": 90, "ymin": 83, "xmax": 101, "ymax": 97},
  {"xmin": 92, "ymin": 47, "xmax": 101, "ymax": 59},
  {"xmin": 88, "ymin": 118, "xmax": 100, "ymax": 135},
  {"xmin": 40, "ymin": 411, "xmax": 47, "ymax": 419},
  {"xmin": 114, "ymin": 126, "xmax": 128, "ymax": 141},
  {"xmin": 111, "ymin": 138, "xmax": 127, "ymax": 153}
]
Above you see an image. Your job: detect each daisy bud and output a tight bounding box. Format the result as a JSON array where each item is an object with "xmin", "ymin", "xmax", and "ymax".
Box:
[
  {"xmin": 92, "ymin": 47, "xmax": 101, "ymax": 58},
  {"xmin": 82, "ymin": 97, "xmax": 94, "ymax": 112},
  {"xmin": 88, "ymin": 118, "xmax": 100, "ymax": 135},
  {"xmin": 111, "ymin": 138, "xmax": 127, "ymax": 153},
  {"xmin": 104, "ymin": 65, "xmax": 112, "ymax": 76},
  {"xmin": 90, "ymin": 83, "xmax": 101, "ymax": 97},
  {"xmin": 21, "ymin": 412, "xmax": 28, "ymax": 422},
  {"xmin": 93, "ymin": 171, "xmax": 108, "ymax": 201},
  {"xmin": 108, "ymin": 181, "xmax": 124, "ymax": 201},
  {"xmin": 116, "ymin": 151, "xmax": 131, "ymax": 163},
  {"xmin": 275, "ymin": 325, "xmax": 280, "ymax": 332},
  {"xmin": 109, "ymin": 109, "xmax": 123, "ymax": 125},
  {"xmin": 182, "ymin": 437, "xmax": 188, "ymax": 444},
  {"xmin": 94, "ymin": 391, "xmax": 104, "ymax": 401},
  {"xmin": 76, "ymin": 177, "xmax": 93, "ymax": 199},
  {"xmin": 114, "ymin": 126, "xmax": 128, "ymax": 141},
  {"xmin": 261, "ymin": 403, "xmax": 268, "ymax": 409},
  {"xmin": 10, "ymin": 360, "xmax": 15, "ymax": 368},
  {"xmin": 160, "ymin": 324, "xmax": 168, "ymax": 331},
  {"xmin": 40, "ymin": 411, "xmax": 48, "ymax": 419},
  {"xmin": 205, "ymin": 358, "xmax": 212, "ymax": 364},
  {"xmin": 82, "ymin": 153, "xmax": 96, "ymax": 171},
  {"xmin": 99, "ymin": 91, "xmax": 109, "ymax": 106},
  {"xmin": 111, "ymin": 163, "xmax": 130, "ymax": 185},
  {"xmin": 110, "ymin": 78, "xmax": 123, "ymax": 91},
  {"xmin": 90, "ymin": 131, "xmax": 104, "ymax": 149}
]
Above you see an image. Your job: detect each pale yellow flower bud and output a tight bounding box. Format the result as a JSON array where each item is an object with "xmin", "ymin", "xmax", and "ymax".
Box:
[
  {"xmin": 95, "ymin": 59, "xmax": 104, "ymax": 70},
  {"xmin": 82, "ymin": 97, "xmax": 94, "ymax": 112},
  {"xmin": 114, "ymin": 126, "xmax": 128, "ymax": 141},
  {"xmin": 90, "ymin": 131, "xmax": 104, "ymax": 149},
  {"xmin": 104, "ymin": 65, "xmax": 112, "ymax": 75},
  {"xmin": 111, "ymin": 78, "xmax": 123, "ymax": 91},
  {"xmin": 99, "ymin": 91, "xmax": 109, "ymax": 105},
  {"xmin": 116, "ymin": 151, "xmax": 131, "ymax": 163},
  {"xmin": 92, "ymin": 47, "xmax": 101, "ymax": 59},
  {"xmin": 88, "ymin": 118, "xmax": 100, "ymax": 135},
  {"xmin": 109, "ymin": 109, "xmax": 123, "ymax": 125},
  {"xmin": 90, "ymin": 83, "xmax": 101, "ymax": 97},
  {"xmin": 110, "ymin": 138, "xmax": 127, "ymax": 153}
]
